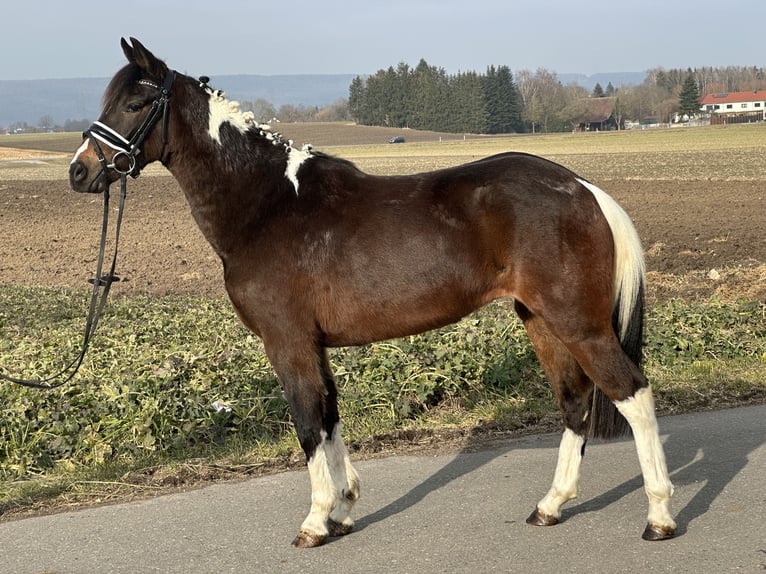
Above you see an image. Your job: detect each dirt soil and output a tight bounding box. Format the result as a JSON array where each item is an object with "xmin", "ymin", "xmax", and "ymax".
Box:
[
  {"xmin": 1, "ymin": 174, "xmax": 764, "ymax": 303},
  {"xmin": 0, "ymin": 149, "xmax": 764, "ymax": 517}
]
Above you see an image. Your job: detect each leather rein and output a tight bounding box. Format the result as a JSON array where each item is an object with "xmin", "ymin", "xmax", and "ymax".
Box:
[{"xmin": 0, "ymin": 70, "xmax": 175, "ymax": 390}]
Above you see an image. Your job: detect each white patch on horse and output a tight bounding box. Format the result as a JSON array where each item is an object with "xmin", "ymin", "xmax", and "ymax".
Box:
[
  {"xmin": 301, "ymin": 431, "xmax": 333, "ymax": 537},
  {"xmin": 615, "ymin": 386, "xmax": 676, "ymax": 532},
  {"xmin": 285, "ymin": 144, "xmax": 313, "ymax": 194},
  {"xmin": 300, "ymin": 425, "xmax": 360, "ymax": 538},
  {"xmin": 326, "ymin": 423, "xmax": 359, "ymax": 530},
  {"xmin": 536, "ymin": 428, "xmax": 585, "ymax": 519},
  {"xmin": 71, "ymin": 140, "xmax": 90, "ymax": 163},
  {"xmin": 205, "ymin": 88, "xmax": 256, "ymax": 144}
]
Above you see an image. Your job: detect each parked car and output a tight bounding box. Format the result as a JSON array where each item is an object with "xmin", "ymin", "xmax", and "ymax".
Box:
[{"xmin": 388, "ymin": 136, "xmax": 405, "ymax": 143}]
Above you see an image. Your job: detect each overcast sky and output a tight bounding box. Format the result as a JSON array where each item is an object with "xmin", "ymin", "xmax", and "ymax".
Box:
[{"xmin": 2, "ymin": 0, "xmax": 764, "ymax": 80}]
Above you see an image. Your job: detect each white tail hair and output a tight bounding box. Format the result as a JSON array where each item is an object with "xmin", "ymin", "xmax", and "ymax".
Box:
[{"xmin": 576, "ymin": 178, "xmax": 646, "ymax": 340}]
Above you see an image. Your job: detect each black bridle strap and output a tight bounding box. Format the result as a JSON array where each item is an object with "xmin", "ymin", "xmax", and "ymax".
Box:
[
  {"xmin": 84, "ymin": 69, "xmax": 175, "ymax": 178},
  {"xmin": 0, "ymin": 154, "xmax": 127, "ymax": 389},
  {"xmin": 0, "ymin": 69, "xmax": 174, "ymax": 390}
]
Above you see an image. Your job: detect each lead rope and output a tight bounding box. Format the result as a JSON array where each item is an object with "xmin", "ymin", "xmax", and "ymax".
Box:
[
  {"xmin": 0, "ymin": 69, "xmax": 174, "ymax": 390},
  {"xmin": 0, "ymin": 143, "xmax": 128, "ymax": 390}
]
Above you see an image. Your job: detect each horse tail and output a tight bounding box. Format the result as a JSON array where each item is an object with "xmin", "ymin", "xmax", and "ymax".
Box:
[{"xmin": 577, "ymin": 178, "xmax": 646, "ymax": 439}]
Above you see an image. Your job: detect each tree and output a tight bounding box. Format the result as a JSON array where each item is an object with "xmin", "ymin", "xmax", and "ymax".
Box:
[
  {"xmin": 348, "ymin": 76, "xmax": 367, "ymax": 123},
  {"xmin": 241, "ymin": 98, "xmax": 277, "ymax": 122},
  {"xmin": 518, "ymin": 68, "xmax": 565, "ymax": 133},
  {"xmin": 484, "ymin": 65, "xmax": 523, "ymax": 133},
  {"xmin": 39, "ymin": 115, "xmax": 54, "ymax": 131},
  {"xmin": 678, "ymin": 74, "xmax": 701, "ymax": 118},
  {"xmin": 592, "ymin": 82, "xmax": 605, "ymax": 97}
]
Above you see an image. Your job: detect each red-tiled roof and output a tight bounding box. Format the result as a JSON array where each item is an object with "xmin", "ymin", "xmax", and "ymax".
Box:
[{"xmin": 699, "ymin": 90, "xmax": 766, "ymax": 105}]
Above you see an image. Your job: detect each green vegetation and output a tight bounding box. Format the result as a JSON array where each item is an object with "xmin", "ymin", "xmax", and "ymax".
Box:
[
  {"xmin": 349, "ymin": 62, "xmax": 523, "ymax": 134},
  {"xmin": 1, "ymin": 124, "xmax": 765, "ymax": 514},
  {"xmin": 349, "ymin": 62, "xmax": 766, "ymax": 133},
  {"xmin": 1, "ymin": 286, "xmax": 764, "ymax": 511}
]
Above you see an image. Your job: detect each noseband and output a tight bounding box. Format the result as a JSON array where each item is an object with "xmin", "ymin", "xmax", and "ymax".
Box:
[{"xmin": 85, "ymin": 69, "xmax": 175, "ymax": 178}]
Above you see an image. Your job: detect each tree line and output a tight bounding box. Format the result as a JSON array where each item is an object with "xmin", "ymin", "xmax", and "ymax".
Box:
[
  {"xmin": 347, "ymin": 62, "xmax": 766, "ymax": 133},
  {"xmin": 348, "ymin": 60, "xmax": 523, "ymax": 134},
  {"xmin": 14, "ymin": 64, "xmax": 765, "ymax": 135}
]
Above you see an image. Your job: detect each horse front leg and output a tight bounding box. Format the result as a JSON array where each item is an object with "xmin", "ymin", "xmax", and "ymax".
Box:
[
  {"xmin": 527, "ymin": 428, "xmax": 587, "ymax": 526},
  {"xmin": 264, "ymin": 339, "xmax": 360, "ymax": 548},
  {"xmin": 318, "ymin": 350, "xmax": 360, "ymax": 538}
]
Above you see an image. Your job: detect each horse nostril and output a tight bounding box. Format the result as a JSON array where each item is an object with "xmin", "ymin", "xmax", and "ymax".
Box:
[{"xmin": 69, "ymin": 160, "xmax": 87, "ymax": 184}]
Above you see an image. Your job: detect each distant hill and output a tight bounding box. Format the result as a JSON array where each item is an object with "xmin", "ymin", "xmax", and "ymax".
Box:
[
  {"xmin": 558, "ymin": 72, "xmax": 646, "ymax": 90},
  {"xmin": 0, "ymin": 74, "xmax": 357, "ymax": 127},
  {"xmin": 0, "ymin": 71, "xmax": 647, "ymax": 128}
]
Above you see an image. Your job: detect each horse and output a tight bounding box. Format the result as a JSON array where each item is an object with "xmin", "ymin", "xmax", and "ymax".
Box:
[{"xmin": 69, "ymin": 38, "xmax": 676, "ymax": 547}]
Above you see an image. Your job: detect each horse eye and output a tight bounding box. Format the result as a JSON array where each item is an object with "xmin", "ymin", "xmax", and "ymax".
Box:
[{"xmin": 127, "ymin": 102, "xmax": 143, "ymax": 113}]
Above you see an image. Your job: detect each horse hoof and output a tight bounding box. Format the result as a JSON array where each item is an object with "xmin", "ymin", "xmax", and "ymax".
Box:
[
  {"xmin": 328, "ymin": 519, "xmax": 354, "ymax": 537},
  {"xmin": 291, "ymin": 531, "xmax": 327, "ymax": 548},
  {"xmin": 526, "ymin": 508, "xmax": 559, "ymax": 527},
  {"xmin": 642, "ymin": 523, "xmax": 676, "ymax": 541}
]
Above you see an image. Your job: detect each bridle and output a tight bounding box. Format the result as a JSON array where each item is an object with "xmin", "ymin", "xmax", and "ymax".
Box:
[
  {"xmin": 86, "ymin": 69, "xmax": 175, "ymax": 179},
  {"xmin": 0, "ymin": 69, "xmax": 175, "ymax": 390}
]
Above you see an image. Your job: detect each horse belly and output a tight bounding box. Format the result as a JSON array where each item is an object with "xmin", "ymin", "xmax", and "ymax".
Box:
[{"xmin": 317, "ymin": 251, "xmax": 506, "ymax": 346}]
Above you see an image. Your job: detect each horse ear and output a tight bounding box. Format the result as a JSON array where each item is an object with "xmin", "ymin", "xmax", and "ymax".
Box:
[
  {"xmin": 123, "ymin": 37, "xmax": 168, "ymax": 78},
  {"xmin": 121, "ymin": 37, "xmax": 134, "ymax": 62}
]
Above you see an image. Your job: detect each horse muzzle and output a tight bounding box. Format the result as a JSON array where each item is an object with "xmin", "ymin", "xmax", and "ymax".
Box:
[{"xmin": 69, "ymin": 158, "xmax": 109, "ymax": 193}]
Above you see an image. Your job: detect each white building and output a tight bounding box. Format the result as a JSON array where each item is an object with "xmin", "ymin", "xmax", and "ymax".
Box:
[{"xmin": 699, "ymin": 90, "xmax": 766, "ymax": 124}]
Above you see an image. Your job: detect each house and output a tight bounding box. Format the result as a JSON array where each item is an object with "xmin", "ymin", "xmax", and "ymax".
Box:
[
  {"xmin": 699, "ymin": 90, "xmax": 766, "ymax": 125},
  {"xmin": 577, "ymin": 97, "xmax": 618, "ymax": 131}
]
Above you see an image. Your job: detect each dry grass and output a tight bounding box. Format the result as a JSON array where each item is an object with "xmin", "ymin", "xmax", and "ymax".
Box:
[{"xmin": 3, "ymin": 122, "xmax": 766, "ymax": 181}]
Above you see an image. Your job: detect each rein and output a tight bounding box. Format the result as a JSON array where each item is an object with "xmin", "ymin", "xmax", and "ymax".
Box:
[{"xmin": 0, "ymin": 70, "xmax": 175, "ymax": 390}]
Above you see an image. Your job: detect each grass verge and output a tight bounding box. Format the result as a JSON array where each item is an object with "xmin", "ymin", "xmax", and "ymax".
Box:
[{"xmin": 1, "ymin": 286, "xmax": 764, "ymax": 517}]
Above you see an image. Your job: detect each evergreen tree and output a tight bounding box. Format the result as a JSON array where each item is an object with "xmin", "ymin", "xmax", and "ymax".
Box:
[
  {"xmin": 348, "ymin": 76, "xmax": 367, "ymax": 124},
  {"xmin": 679, "ymin": 73, "xmax": 701, "ymax": 118},
  {"xmin": 484, "ymin": 65, "xmax": 523, "ymax": 133},
  {"xmin": 592, "ymin": 82, "xmax": 605, "ymax": 97}
]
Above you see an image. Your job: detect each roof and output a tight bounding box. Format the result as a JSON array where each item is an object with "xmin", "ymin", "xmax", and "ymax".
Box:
[
  {"xmin": 578, "ymin": 97, "xmax": 616, "ymax": 124},
  {"xmin": 699, "ymin": 89, "xmax": 766, "ymax": 106}
]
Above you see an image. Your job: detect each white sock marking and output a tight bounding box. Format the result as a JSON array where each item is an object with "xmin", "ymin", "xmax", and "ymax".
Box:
[
  {"xmin": 302, "ymin": 431, "xmax": 333, "ymax": 536},
  {"xmin": 301, "ymin": 425, "xmax": 360, "ymax": 536},
  {"xmin": 537, "ymin": 428, "xmax": 585, "ymax": 518},
  {"xmin": 615, "ymin": 387, "xmax": 676, "ymax": 530}
]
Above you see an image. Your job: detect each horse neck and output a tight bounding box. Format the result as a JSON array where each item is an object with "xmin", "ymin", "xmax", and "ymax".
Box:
[{"xmin": 162, "ymin": 106, "xmax": 289, "ymax": 257}]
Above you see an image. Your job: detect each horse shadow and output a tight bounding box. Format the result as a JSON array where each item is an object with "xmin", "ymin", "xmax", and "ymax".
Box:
[{"xmin": 353, "ymin": 405, "xmax": 765, "ymax": 538}]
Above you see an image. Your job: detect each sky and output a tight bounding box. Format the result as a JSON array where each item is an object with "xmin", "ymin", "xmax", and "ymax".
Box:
[{"xmin": 2, "ymin": 0, "xmax": 764, "ymax": 81}]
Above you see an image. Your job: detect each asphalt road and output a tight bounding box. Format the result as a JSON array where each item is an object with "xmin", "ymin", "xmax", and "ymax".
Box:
[{"xmin": 1, "ymin": 405, "xmax": 764, "ymax": 574}]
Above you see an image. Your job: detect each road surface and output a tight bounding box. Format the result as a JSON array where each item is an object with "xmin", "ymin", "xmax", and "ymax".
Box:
[{"xmin": 1, "ymin": 405, "xmax": 764, "ymax": 573}]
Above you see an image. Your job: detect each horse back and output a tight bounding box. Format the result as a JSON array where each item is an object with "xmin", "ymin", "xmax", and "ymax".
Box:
[{"xmin": 225, "ymin": 152, "xmax": 611, "ymax": 346}]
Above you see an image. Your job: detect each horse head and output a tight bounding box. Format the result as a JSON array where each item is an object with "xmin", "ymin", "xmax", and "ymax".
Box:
[{"xmin": 69, "ymin": 38, "xmax": 174, "ymax": 193}]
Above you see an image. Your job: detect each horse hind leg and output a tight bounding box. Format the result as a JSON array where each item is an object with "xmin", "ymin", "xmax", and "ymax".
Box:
[
  {"xmin": 614, "ymin": 386, "xmax": 676, "ymax": 540},
  {"xmin": 516, "ymin": 304, "xmax": 592, "ymax": 527},
  {"xmin": 568, "ymin": 335, "xmax": 676, "ymax": 540}
]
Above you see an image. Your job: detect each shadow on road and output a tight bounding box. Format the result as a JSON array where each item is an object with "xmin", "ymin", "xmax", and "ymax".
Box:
[
  {"xmin": 354, "ymin": 405, "xmax": 765, "ymax": 538},
  {"xmin": 355, "ymin": 443, "xmax": 520, "ymax": 532}
]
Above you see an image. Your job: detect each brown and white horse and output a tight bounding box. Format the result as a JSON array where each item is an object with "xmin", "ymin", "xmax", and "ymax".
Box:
[{"xmin": 69, "ymin": 38, "xmax": 676, "ymax": 547}]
